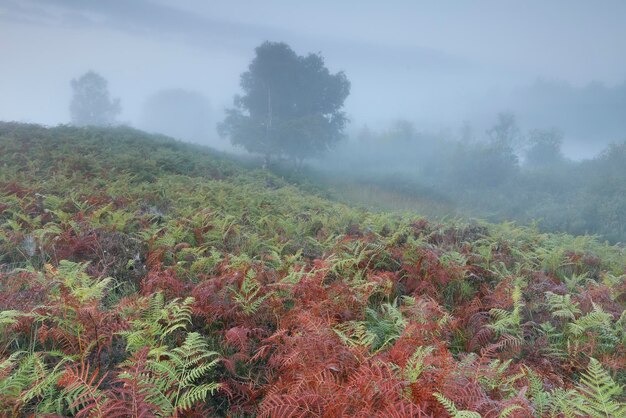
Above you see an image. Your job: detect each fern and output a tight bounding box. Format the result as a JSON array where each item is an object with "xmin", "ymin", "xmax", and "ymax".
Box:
[
  {"xmin": 147, "ymin": 332, "xmax": 220, "ymax": 415},
  {"xmin": 567, "ymin": 303, "xmax": 619, "ymax": 352},
  {"xmin": 0, "ymin": 350, "xmax": 70, "ymax": 414},
  {"xmin": 404, "ymin": 345, "xmax": 434, "ymax": 384},
  {"xmin": 488, "ymin": 284, "xmax": 524, "ymax": 337},
  {"xmin": 498, "ymin": 404, "xmax": 523, "ymax": 417},
  {"xmin": 58, "ymin": 360, "xmax": 108, "ymax": 417},
  {"xmin": 229, "ymin": 269, "xmax": 271, "ymax": 315},
  {"xmin": 567, "ymin": 303, "xmax": 613, "ymax": 337},
  {"xmin": 617, "ymin": 309, "xmax": 626, "ymax": 345},
  {"xmin": 547, "ymin": 387, "xmax": 579, "ymax": 418},
  {"xmin": 477, "ymin": 358, "xmax": 522, "ymax": 397},
  {"xmin": 0, "ymin": 309, "xmax": 24, "ymax": 330},
  {"xmin": 104, "ymin": 347, "xmax": 167, "ymax": 417},
  {"xmin": 523, "ymin": 366, "xmax": 554, "ymax": 417},
  {"xmin": 120, "ymin": 293, "xmax": 194, "ymax": 352},
  {"xmin": 538, "ymin": 321, "xmax": 567, "ymax": 359},
  {"xmin": 545, "ymin": 291, "xmax": 581, "ymax": 320},
  {"xmin": 23, "ymin": 361, "xmax": 67, "ymax": 415},
  {"xmin": 49, "ymin": 260, "xmax": 114, "ymax": 303},
  {"xmin": 433, "ymin": 392, "xmax": 482, "ymax": 418},
  {"xmin": 0, "ymin": 310, "xmax": 25, "ymax": 350},
  {"xmin": 334, "ymin": 302, "xmax": 406, "ymax": 352},
  {"xmin": 0, "ymin": 351, "xmax": 38, "ymax": 409},
  {"xmin": 572, "ymin": 358, "xmax": 626, "ymax": 417},
  {"xmin": 563, "ymin": 272, "xmax": 591, "ymax": 293}
]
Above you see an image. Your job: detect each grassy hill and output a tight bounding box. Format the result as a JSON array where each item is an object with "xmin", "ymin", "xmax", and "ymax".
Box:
[{"xmin": 1, "ymin": 122, "xmax": 625, "ymax": 416}]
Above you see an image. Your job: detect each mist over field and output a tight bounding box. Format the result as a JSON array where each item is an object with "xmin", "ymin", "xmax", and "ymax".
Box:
[
  {"xmin": 1, "ymin": 0, "xmax": 626, "ymax": 157},
  {"xmin": 2, "ymin": 2, "xmax": 626, "ymax": 416}
]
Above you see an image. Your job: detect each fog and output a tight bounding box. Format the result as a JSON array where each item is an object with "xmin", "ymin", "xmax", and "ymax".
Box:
[
  {"xmin": 2, "ymin": 5, "xmax": 626, "ymax": 412},
  {"xmin": 2, "ymin": 0, "xmax": 626, "ymax": 158}
]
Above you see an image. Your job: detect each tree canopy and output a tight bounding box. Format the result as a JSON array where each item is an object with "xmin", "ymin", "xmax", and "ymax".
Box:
[
  {"xmin": 70, "ymin": 71, "xmax": 121, "ymax": 127},
  {"xmin": 218, "ymin": 42, "xmax": 350, "ymax": 164},
  {"xmin": 525, "ymin": 128, "xmax": 564, "ymax": 167}
]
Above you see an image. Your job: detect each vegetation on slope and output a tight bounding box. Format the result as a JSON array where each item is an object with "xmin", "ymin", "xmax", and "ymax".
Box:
[
  {"xmin": 305, "ymin": 120, "xmax": 626, "ymax": 244},
  {"xmin": 0, "ymin": 122, "xmax": 625, "ymax": 417}
]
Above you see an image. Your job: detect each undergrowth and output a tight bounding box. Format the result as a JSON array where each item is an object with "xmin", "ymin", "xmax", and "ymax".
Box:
[{"xmin": 0, "ymin": 122, "xmax": 625, "ymax": 417}]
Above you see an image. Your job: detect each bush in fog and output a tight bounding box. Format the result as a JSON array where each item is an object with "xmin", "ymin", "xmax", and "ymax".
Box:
[
  {"xmin": 219, "ymin": 42, "xmax": 351, "ymax": 167},
  {"xmin": 486, "ymin": 112, "xmax": 522, "ymax": 165},
  {"xmin": 525, "ymin": 128, "xmax": 564, "ymax": 167},
  {"xmin": 444, "ymin": 114, "xmax": 521, "ymax": 187},
  {"xmin": 70, "ymin": 71, "xmax": 121, "ymax": 127},
  {"xmin": 487, "ymin": 112, "xmax": 523, "ymax": 150},
  {"xmin": 447, "ymin": 141, "xmax": 519, "ymax": 188},
  {"xmin": 386, "ymin": 120, "xmax": 418, "ymax": 143}
]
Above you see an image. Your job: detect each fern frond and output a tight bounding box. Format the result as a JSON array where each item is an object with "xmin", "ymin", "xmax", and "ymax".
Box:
[
  {"xmin": 433, "ymin": 392, "xmax": 481, "ymax": 418},
  {"xmin": 404, "ymin": 345, "xmax": 434, "ymax": 384},
  {"xmin": 573, "ymin": 358, "xmax": 626, "ymax": 417},
  {"xmin": 547, "ymin": 388, "xmax": 579, "ymax": 418},
  {"xmin": 58, "ymin": 360, "xmax": 108, "ymax": 417},
  {"xmin": 230, "ymin": 269, "xmax": 272, "ymax": 315},
  {"xmin": 498, "ymin": 404, "xmax": 522, "ymax": 417},
  {"xmin": 146, "ymin": 332, "xmax": 220, "ymax": 414},
  {"xmin": 0, "ymin": 310, "xmax": 24, "ymax": 330},
  {"xmin": 120, "ymin": 293, "xmax": 194, "ymax": 352},
  {"xmin": 545, "ymin": 291, "xmax": 581, "ymax": 320},
  {"xmin": 259, "ymin": 394, "xmax": 319, "ymax": 418},
  {"xmin": 53, "ymin": 260, "xmax": 114, "ymax": 303},
  {"xmin": 176, "ymin": 383, "xmax": 221, "ymax": 411}
]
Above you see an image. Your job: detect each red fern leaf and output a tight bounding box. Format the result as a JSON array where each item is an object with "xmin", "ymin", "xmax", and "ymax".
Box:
[
  {"xmin": 103, "ymin": 348, "xmax": 161, "ymax": 418},
  {"xmin": 58, "ymin": 360, "xmax": 108, "ymax": 418}
]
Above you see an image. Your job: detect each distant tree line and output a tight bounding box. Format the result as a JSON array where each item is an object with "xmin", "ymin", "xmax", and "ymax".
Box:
[{"xmin": 317, "ymin": 113, "xmax": 625, "ymax": 242}]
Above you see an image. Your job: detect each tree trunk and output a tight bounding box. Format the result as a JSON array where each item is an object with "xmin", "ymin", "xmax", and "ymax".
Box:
[{"xmin": 263, "ymin": 154, "xmax": 270, "ymax": 170}]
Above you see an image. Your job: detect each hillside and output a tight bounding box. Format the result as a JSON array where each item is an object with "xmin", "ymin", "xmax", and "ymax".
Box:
[{"xmin": 1, "ymin": 122, "xmax": 625, "ymax": 417}]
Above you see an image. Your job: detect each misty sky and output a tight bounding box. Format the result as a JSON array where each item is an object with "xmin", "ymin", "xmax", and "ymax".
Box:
[{"xmin": 1, "ymin": 0, "xmax": 625, "ymax": 154}]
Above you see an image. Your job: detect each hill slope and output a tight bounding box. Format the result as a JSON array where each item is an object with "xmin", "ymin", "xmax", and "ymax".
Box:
[{"xmin": 1, "ymin": 122, "xmax": 625, "ymax": 416}]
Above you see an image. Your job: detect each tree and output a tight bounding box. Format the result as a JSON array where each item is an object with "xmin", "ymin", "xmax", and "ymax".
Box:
[
  {"xmin": 218, "ymin": 41, "xmax": 350, "ymax": 166},
  {"xmin": 386, "ymin": 120, "xmax": 417, "ymax": 143},
  {"xmin": 459, "ymin": 120, "xmax": 475, "ymax": 143},
  {"xmin": 70, "ymin": 71, "xmax": 121, "ymax": 126},
  {"xmin": 525, "ymin": 128, "xmax": 564, "ymax": 167},
  {"xmin": 487, "ymin": 112, "xmax": 522, "ymax": 151},
  {"xmin": 141, "ymin": 89, "xmax": 211, "ymax": 143},
  {"xmin": 482, "ymin": 112, "xmax": 521, "ymax": 182}
]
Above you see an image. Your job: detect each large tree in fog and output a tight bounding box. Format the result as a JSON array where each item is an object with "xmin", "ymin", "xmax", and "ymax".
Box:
[
  {"xmin": 141, "ymin": 89, "xmax": 211, "ymax": 142},
  {"xmin": 70, "ymin": 71, "xmax": 120, "ymax": 126},
  {"xmin": 219, "ymin": 42, "xmax": 350, "ymax": 166}
]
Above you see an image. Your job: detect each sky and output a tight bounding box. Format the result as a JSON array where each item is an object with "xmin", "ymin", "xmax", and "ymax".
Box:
[{"xmin": 1, "ymin": 0, "xmax": 625, "ymax": 154}]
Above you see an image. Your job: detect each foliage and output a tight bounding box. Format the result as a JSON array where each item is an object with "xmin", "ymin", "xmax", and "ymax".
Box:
[
  {"xmin": 219, "ymin": 41, "xmax": 351, "ymax": 163},
  {"xmin": 307, "ymin": 119, "xmax": 626, "ymax": 243},
  {"xmin": 0, "ymin": 122, "xmax": 624, "ymax": 416},
  {"xmin": 525, "ymin": 128, "xmax": 564, "ymax": 167},
  {"xmin": 70, "ymin": 71, "xmax": 121, "ymax": 127},
  {"xmin": 433, "ymin": 393, "xmax": 481, "ymax": 418},
  {"xmin": 572, "ymin": 358, "xmax": 626, "ymax": 417}
]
